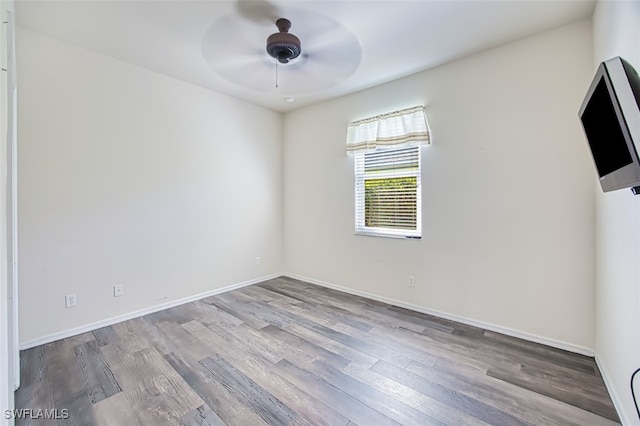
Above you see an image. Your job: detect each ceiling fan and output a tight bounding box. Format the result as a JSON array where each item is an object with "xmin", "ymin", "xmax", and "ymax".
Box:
[
  {"xmin": 266, "ymin": 18, "xmax": 301, "ymax": 64},
  {"xmin": 201, "ymin": 7, "xmax": 361, "ymax": 94}
]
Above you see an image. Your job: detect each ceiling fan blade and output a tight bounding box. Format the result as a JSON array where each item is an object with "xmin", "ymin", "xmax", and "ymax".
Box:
[
  {"xmin": 213, "ymin": 54, "xmax": 265, "ymax": 71},
  {"xmin": 201, "ymin": 7, "xmax": 362, "ymax": 94},
  {"xmin": 235, "ymin": 0, "xmax": 281, "ymax": 24}
]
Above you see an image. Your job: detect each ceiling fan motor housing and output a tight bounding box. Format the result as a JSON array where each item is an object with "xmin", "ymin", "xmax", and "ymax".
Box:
[{"xmin": 266, "ymin": 18, "xmax": 301, "ymax": 64}]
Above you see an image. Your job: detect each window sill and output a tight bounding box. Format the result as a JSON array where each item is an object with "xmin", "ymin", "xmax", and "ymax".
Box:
[{"xmin": 355, "ymin": 231, "xmax": 421, "ymax": 240}]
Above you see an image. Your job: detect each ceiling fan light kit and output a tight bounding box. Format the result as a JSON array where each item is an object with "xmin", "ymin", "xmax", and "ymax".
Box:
[{"xmin": 266, "ymin": 18, "xmax": 301, "ymax": 64}]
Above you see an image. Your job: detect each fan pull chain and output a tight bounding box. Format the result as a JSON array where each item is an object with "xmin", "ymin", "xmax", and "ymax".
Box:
[{"xmin": 275, "ymin": 61, "xmax": 279, "ymax": 88}]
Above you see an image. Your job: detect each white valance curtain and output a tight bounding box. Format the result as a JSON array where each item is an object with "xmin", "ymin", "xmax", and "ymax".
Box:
[{"xmin": 346, "ymin": 105, "xmax": 430, "ymax": 154}]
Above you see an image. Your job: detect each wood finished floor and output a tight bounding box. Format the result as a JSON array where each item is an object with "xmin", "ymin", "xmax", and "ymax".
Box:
[{"xmin": 15, "ymin": 276, "xmax": 620, "ymax": 425}]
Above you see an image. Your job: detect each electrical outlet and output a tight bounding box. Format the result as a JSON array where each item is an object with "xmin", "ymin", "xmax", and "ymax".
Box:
[
  {"xmin": 65, "ymin": 294, "xmax": 77, "ymax": 308},
  {"xmin": 255, "ymin": 256, "xmax": 261, "ymax": 265},
  {"xmin": 408, "ymin": 276, "xmax": 415, "ymax": 288},
  {"xmin": 113, "ymin": 284, "xmax": 124, "ymax": 297}
]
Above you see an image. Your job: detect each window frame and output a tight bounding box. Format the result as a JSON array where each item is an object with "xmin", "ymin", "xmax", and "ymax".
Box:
[{"xmin": 354, "ymin": 145, "xmax": 422, "ymax": 239}]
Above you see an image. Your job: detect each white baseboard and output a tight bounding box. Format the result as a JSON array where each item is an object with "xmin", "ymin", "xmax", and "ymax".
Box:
[
  {"xmin": 19, "ymin": 273, "xmax": 282, "ymax": 350},
  {"xmin": 21, "ymin": 271, "xmax": 595, "ymax": 358},
  {"xmin": 284, "ymin": 272, "xmax": 595, "ymax": 357},
  {"xmin": 595, "ymin": 354, "xmax": 632, "ymax": 426}
]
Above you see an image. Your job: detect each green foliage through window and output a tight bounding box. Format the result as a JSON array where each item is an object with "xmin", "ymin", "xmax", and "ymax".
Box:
[
  {"xmin": 354, "ymin": 145, "xmax": 422, "ymax": 238},
  {"xmin": 364, "ymin": 177, "xmax": 417, "ymax": 230}
]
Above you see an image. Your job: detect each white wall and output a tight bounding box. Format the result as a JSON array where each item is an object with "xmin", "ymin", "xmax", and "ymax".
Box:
[
  {"xmin": 592, "ymin": 1, "xmax": 640, "ymax": 424},
  {"xmin": 17, "ymin": 28, "xmax": 283, "ymax": 344},
  {"xmin": 284, "ymin": 20, "xmax": 596, "ymax": 351}
]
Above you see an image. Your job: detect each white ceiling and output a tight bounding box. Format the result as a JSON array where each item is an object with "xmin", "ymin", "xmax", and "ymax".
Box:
[{"xmin": 15, "ymin": 0, "xmax": 596, "ymax": 113}]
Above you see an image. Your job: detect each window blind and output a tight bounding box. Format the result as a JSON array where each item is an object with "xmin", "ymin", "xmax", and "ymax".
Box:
[{"xmin": 355, "ymin": 146, "xmax": 421, "ymax": 238}]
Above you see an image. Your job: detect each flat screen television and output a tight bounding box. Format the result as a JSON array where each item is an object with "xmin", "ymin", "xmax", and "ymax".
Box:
[{"xmin": 579, "ymin": 56, "xmax": 640, "ymax": 193}]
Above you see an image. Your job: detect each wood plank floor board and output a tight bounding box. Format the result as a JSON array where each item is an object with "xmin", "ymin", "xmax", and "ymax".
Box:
[
  {"xmin": 283, "ymin": 323, "xmax": 379, "ymax": 368},
  {"xmin": 482, "ymin": 329, "xmax": 597, "ymax": 372},
  {"xmin": 333, "ymin": 322, "xmax": 440, "ymax": 369},
  {"xmin": 72, "ymin": 340, "xmax": 122, "ymax": 404},
  {"xmin": 100, "ymin": 345, "xmax": 203, "ymax": 425},
  {"xmin": 241, "ymin": 299, "xmax": 313, "ymax": 330},
  {"xmin": 371, "ymin": 359, "xmax": 532, "ymax": 426},
  {"xmin": 178, "ymin": 302, "xmax": 238, "ymax": 329},
  {"xmin": 258, "ymin": 280, "xmax": 333, "ymax": 307},
  {"xmin": 42, "ymin": 340, "xmax": 86, "ymax": 407},
  {"xmin": 273, "ymin": 278, "xmax": 376, "ymax": 310},
  {"xmin": 230, "ymin": 291, "xmax": 350, "ymax": 333},
  {"xmin": 16, "ymin": 276, "xmax": 620, "ymax": 425},
  {"xmin": 288, "ymin": 299, "xmax": 374, "ymax": 332},
  {"xmin": 307, "ymin": 321, "xmax": 413, "ymax": 368},
  {"xmin": 443, "ymin": 330, "xmax": 608, "ymax": 403},
  {"xmin": 147, "ymin": 305, "xmax": 198, "ymax": 325},
  {"xmin": 371, "ymin": 323, "xmax": 534, "ymax": 375},
  {"xmin": 341, "ymin": 361, "xmax": 493, "ymax": 426},
  {"xmin": 260, "ymin": 324, "xmax": 351, "ymax": 369},
  {"xmin": 232, "ymin": 284, "xmax": 304, "ymax": 307},
  {"xmin": 91, "ymin": 391, "xmax": 143, "ymax": 426},
  {"xmin": 518, "ymin": 362, "xmax": 613, "ymax": 399},
  {"xmin": 125, "ymin": 317, "xmax": 173, "ymax": 356},
  {"xmin": 235, "ymin": 285, "xmax": 277, "ymax": 304},
  {"xmin": 406, "ymin": 359, "xmax": 556, "ymax": 426},
  {"xmin": 68, "ymin": 331, "xmax": 97, "ymax": 348},
  {"xmin": 190, "ymin": 320, "xmax": 282, "ymax": 365},
  {"xmin": 91, "ymin": 326, "xmax": 120, "ymax": 347},
  {"xmin": 366, "ymin": 324, "xmax": 500, "ymax": 373},
  {"xmin": 179, "ymin": 404, "xmax": 226, "ymax": 426},
  {"xmin": 164, "ymin": 351, "xmax": 267, "ymax": 426},
  {"xmin": 14, "ymin": 346, "xmax": 54, "ymax": 423},
  {"xmin": 344, "ymin": 304, "xmax": 429, "ymax": 333},
  {"xmin": 203, "ymin": 297, "xmax": 271, "ymax": 330},
  {"xmin": 255, "ymin": 301, "xmax": 415, "ymax": 369},
  {"xmin": 17, "ymin": 346, "xmax": 46, "ymax": 392},
  {"xmin": 487, "ymin": 365, "xmax": 620, "ymax": 422},
  {"xmin": 183, "ymin": 320, "xmax": 349, "ymax": 426},
  {"xmin": 54, "ymin": 389, "xmax": 96, "ymax": 426},
  {"xmin": 183, "ymin": 319, "xmax": 281, "ymax": 367},
  {"xmin": 259, "ymin": 279, "xmax": 375, "ymax": 314},
  {"xmin": 260, "ymin": 297, "xmax": 338, "ymax": 329},
  {"xmin": 199, "ymin": 354, "xmax": 308, "ymax": 426},
  {"xmin": 155, "ymin": 320, "xmax": 214, "ymax": 361},
  {"xmin": 271, "ymin": 359, "xmax": 399, "ymax": 426},
  {"xmin": 305, "ymin": 359, "xmax": 446, "ymax": 426},
  {"xmin": 408, "ymin": 358, "xmax": 620, "ymax": 426},
  {"xmin": 230, "ymin": 323, "xmax": 317, "ymax": 366},
  {"xmin": 386, "ymin": 305, "xmax": 493, "ymax": 338},
  {"xmin": 195, "ymin": 302, "xmax": 245, "ymax": 330},
  {"xmin": 375, "ymin": 304, "xmax": 458, "ymax": 335},
  {"xmin": 111, "ymin": 320, "xmax": 151, "ymax": 354},
  {"xmin": 434, "ymin": 326, "xmax": 598, "ymax": 378},
  {"xmin": 263, "ymin": 279, "xmax": 434, "ymax": 336},
  {"xmin": 342, "ymin": 302, "xmax": 429, "ymax": 333},
  {"xmin": 268, "ymin": 296, "xmax": 365, "ymax": 331}
]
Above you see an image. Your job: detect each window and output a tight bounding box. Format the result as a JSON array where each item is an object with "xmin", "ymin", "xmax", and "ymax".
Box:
[
  {"xmin": 355, "ymin": 146, "xmax": 421, "ymax": 238},
  {"xmin": 347, "ymin": 106, "xmax": 430, "ymax": 239}
]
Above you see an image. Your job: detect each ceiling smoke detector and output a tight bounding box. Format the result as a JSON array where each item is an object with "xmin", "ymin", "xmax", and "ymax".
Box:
[{"xmin": 266, "ymin": 18, "xmax": 301, "ymax": 64}]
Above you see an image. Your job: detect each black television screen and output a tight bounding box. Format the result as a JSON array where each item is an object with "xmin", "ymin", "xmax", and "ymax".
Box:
[{"xmin": 579, "ymin": 56, "xmax": 640, "ymax": 193}]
